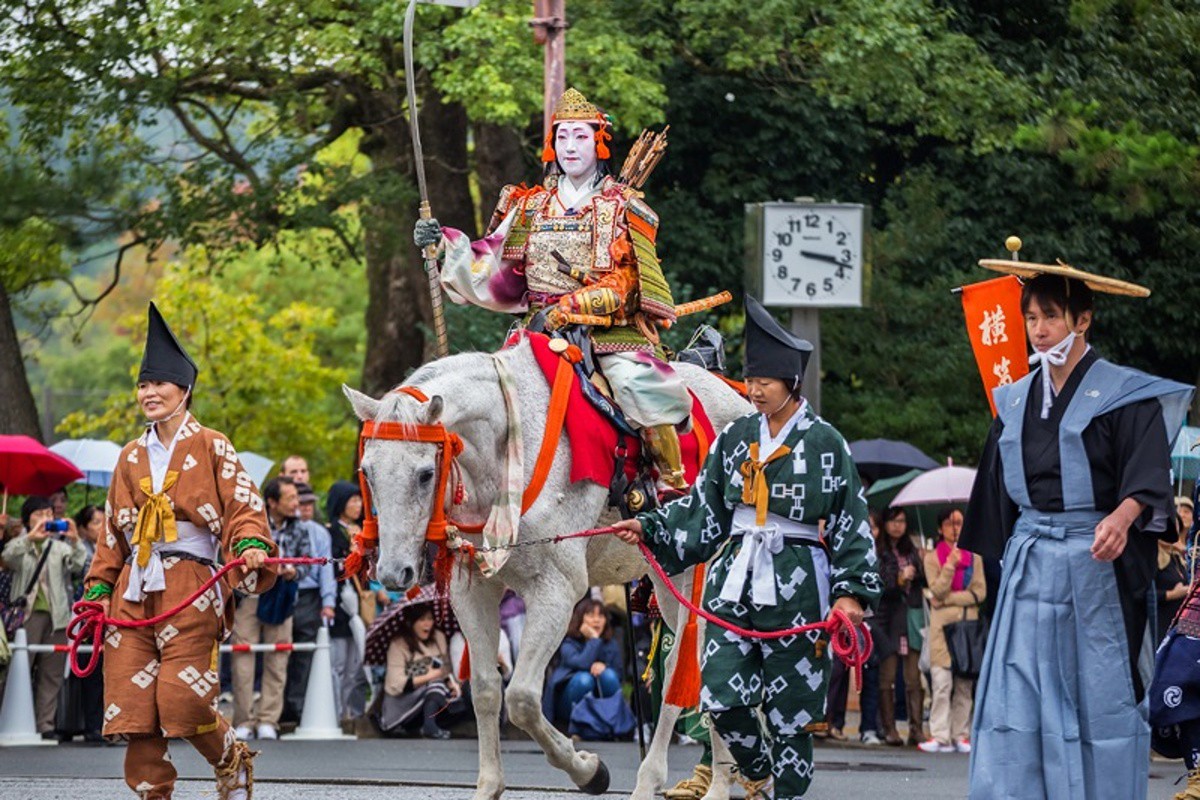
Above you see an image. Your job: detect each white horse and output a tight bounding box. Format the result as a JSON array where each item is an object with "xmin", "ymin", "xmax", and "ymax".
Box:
[{"xmin": 343, "ymin": 336, "xmax": 750, "ymax": 800}]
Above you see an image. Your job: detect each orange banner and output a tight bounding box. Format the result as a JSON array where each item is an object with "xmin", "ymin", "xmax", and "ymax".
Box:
[{"xmin": 961, "ymin": 276, "xmax": 1028, "ymax": 416}]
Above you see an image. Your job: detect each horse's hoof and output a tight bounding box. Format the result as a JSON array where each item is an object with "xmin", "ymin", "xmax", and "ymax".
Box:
[{"xmin": 580, "ymin": 760, "xmax": 610, "ymax": 795}]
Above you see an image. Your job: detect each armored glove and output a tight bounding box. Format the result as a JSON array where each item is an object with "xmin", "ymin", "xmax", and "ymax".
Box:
[{"xmin": 413, "ymin": 218, "xmax": 443, "ymax": 249}]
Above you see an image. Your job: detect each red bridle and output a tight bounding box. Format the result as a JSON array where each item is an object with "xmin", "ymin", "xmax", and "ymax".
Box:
[{"xmin": 342, "ymin": 350, "xmax": 575, "ymax": 581}]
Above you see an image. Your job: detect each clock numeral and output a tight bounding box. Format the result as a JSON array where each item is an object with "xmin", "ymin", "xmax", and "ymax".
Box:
[
  {"xmin": 772, "ymin": 248, "xmax": 783, "ymax": 263},
  {"xmin": 775, "ymin": 232, "xmax": 792, "ymax": 247},
  {"xmin": 788, "ymin": 218, "xmax": 802, "ymax": 233},
  {"xmin": 826, "ymin": 220, "xmax": 835, "ymax": 233},
  {"xmin": 791, "ymin": 278, "xmax": 802, "ymax": 293},
  {"xmin": 836, "ymin": 266, "xmax": 849, "ymax": 279},
  {"xmin": 840, "ymin": 249, "xmax": 852, "ymax": 264},
  {"xmin": 806, "ymin": 282, "xmax": 818, "ymax": 298},
  {"xmin": 804, "ymin": 213, "xmax": 820, "ymax": 228},
  {"xmin": 836, "ymin": 232, "xmax": 848, "ymax": 246},
  {"xmin": 777, "ymin": 265, "xmax": 788, "ymax": 280},
  {"xmin": 823, "ymin": 278, "xmax": 834, "ymax": 293}
]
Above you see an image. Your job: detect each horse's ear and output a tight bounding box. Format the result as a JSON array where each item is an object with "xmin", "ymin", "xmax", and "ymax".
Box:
[
  {"xmin": 342, "ymin": 384, "xmax": 381, "ymax": 421},
  {"xmin": 424, "ymin": 395, "xmax": 445, "ymax": 424}
]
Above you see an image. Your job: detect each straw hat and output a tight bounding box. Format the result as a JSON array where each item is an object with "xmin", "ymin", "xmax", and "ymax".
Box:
[{"xmin": 979, "ymin": 257, "xmax": 1150, "ymax": 298}]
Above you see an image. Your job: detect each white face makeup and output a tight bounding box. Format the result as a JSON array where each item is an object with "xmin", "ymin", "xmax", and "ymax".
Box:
[{"xmin": 555, "ymin": 121, "xmax": 597, "ymax": 183}]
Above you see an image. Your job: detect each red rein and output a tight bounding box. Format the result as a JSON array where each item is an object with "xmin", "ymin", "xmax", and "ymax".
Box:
[
  {"xmin": 66, "ymin": 556, "xmax": 329, "ymax": 678},
  {"xmin": 557, "ymin": 527, "xmax": 874, "ymax": 683}
]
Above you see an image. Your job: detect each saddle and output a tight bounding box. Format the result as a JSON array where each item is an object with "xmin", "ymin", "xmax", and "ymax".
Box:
[{"xmin": 517, "ymin": 332, "xmax": 717, "ymax": 516}]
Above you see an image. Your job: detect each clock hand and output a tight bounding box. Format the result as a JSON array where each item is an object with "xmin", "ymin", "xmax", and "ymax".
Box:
[{"xmin": 799, "ymin": 250, "xmax": 849, "ymax": 266}]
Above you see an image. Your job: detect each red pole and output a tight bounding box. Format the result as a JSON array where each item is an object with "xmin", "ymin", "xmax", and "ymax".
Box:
[{"xmin": 531, "ymin": 0, "xmax": 567, "ymax": 135}]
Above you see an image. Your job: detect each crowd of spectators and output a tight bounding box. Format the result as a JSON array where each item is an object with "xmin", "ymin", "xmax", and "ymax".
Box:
[{"xmin": 6, "ymin": 447, "xmax": 1191, "ymax": 756}]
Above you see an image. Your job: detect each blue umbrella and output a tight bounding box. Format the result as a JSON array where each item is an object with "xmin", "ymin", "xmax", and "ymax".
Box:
[
  {"xmin": 48, "ymin": 438, "xmax": 122, "ymax": 488},
  {"xmin": 1172, "ymin": 426, "xmax": 1200, "ymax": 487}
]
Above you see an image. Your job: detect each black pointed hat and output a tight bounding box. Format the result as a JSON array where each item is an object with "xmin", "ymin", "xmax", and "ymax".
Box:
[
  {"xmin": 743, "ymin": 296, "xmax": 813, "ymax": 385},
  {"xmin": 138, "ymin": 302, "xmax": 198, "ymax": 388}
]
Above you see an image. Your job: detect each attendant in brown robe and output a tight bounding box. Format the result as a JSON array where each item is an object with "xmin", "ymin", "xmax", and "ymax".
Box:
[{"xmin": 84, "ymin": 303, "xmax": 278, "ymax": 800}]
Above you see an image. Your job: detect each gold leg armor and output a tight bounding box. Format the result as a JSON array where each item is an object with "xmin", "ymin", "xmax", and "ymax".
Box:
[{"xmin": 643, "ymin": 423, "xmax": 687, "ymax": 490}]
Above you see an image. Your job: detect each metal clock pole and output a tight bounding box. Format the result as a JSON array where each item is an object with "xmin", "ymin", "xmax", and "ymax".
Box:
[{"xmin": 790, "ymin": 308, "xmax": 821, "ymax": 414}]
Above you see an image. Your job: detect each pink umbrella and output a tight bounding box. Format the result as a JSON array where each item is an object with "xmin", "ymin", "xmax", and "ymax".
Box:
[
  {"xmin": 0, "ymin": 435, "xmax": 85, "ymax": 510},
  {"xmin": 891, "ymin": 463, "xmax": 978, "ymax": 507}
]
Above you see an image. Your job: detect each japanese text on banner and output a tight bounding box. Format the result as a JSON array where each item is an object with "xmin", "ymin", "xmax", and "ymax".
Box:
[{"xmin": 961, "ymin": 276, "xmax": 1029, "ymax": 416}]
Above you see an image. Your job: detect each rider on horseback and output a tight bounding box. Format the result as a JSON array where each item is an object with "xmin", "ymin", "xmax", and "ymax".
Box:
[{"xmin": 413, "ymin": 87, "xmax": 692, "ymax": 492}]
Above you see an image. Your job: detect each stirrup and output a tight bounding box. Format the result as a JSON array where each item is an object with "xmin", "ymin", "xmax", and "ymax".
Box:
[
  {"xmin": 215, "ymin": 740, "xmax": 258, "ymax": 800},
  {"xmin": 663, "ymin": 763, "xmax": 713, "ymax": 800}
]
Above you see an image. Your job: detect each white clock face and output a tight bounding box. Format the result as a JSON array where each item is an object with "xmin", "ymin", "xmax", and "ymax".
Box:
[{"xmin": 759, "ymin": 204, "xmax": 864, "ymax": 308}]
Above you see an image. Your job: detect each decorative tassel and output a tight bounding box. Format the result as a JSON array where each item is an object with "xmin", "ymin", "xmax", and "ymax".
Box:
[
  {"xmin": 665, "ymin": 563, "xmax": 706, "ymax": 707},
  {"xmin": 595, "ymin": 123, "xmax": 612, "ymax": 160},
  {"xmin": 342, "ymin": 521, "xmax": 379, "ymax": 578},
  {"xmin": 458, "ymin": 642, "xmax": 471, "ymax": 681},
  {"xmin": 541, "ymin": 131, "xmax": 556, "ymax": 163},
  {"xmin": 432, "ymin": 543, "xmax": 455, "ymax": 593}
]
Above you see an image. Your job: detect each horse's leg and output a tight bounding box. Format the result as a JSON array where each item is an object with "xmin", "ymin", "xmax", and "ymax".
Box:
[
  {"xmin": 702, "ymin": 726, "xmax": 734, "ymax": 800},
  {"xmin": 504, "ymin": 571, "xmax": 610, "ymax": 793},
  {"xmin": 453, "ymin": 576, "xmax": 507, "ymax": 800}
]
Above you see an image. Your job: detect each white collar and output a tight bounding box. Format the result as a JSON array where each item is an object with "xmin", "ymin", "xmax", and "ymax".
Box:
[
  {"xmin": 554, "ymin": 177, "xmax": 599, "ymax": 214},
  {"xmin": 758, "ymin": 400, "xmax": 808, "ymax": 456},
  {"xmin": 146, "ymin": 412, "xmax": 190, "ymax": 493}
]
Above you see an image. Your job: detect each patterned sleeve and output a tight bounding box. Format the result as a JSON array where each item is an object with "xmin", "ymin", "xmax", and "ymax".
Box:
[
  {"xmin": 823, "ymin": 436, "xmax": 881, "ymax": 609},
  {"xmin": 85, "ymin": 449, "xmax": 136, "ymax": 592},
  {"xmin": 636, "ymin": 427, "xmax": 736, "ymax": 574},
  {"xmin": 209, "ymin": 432, "xmax": 278, "ymax": 594}
]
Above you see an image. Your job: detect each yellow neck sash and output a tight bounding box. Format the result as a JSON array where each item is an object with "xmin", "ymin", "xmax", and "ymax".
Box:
[
  {"xmin": 132, "ymin": 471, "xmax": 179, "ymax": 567},
  {"xmin": 739, "ymin": 443, "xmax": 792, "ymax": 526}
]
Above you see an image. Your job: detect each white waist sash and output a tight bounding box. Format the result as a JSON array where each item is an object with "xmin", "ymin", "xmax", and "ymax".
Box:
[
  {"xmin": 124, "ymin": 521, "xmax": 219, "ymax": 602},
  {"xmin": 720, "ymin": 506, "xmax": 826, "ymax": 608}
]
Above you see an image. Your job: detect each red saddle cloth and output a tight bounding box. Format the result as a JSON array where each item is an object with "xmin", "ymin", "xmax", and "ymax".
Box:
[{"xmin": 518, "ymin": 332, "xmax": 716, "ymax": 489}]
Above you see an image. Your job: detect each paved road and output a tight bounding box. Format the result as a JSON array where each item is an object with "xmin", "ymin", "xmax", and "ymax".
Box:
[{"xmin": 0, "ymin": 737, "xmax": 1183, "ymax": 799}]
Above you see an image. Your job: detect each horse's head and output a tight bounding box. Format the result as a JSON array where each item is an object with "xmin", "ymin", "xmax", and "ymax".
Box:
[{"xmin": 342, "ymin": 384, "xmax": 446, "ymax": 591}]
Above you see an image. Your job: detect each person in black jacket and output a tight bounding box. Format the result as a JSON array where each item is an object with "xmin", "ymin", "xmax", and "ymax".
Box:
[
  {"xmin": 326, "ymin": 480, "xmax": 369, "ymax": 723},
  {"xmin": 875, "ymin": 506, "xmax": 926, "ymax": 746}
]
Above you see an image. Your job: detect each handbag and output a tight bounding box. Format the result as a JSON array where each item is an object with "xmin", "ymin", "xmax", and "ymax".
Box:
[
  {"xmin": 255, "ymin": 578, "xmax": 299, "ymax": 625},
  {"xmin": 568, "ymin": 676, "xmax": 636, "ymax": 741},
  {"xmin": 944, "ymin": 601, "xmax": 988, "ymax": 680},
  {"xmin": 2, "ymin": 541, "xmax": 54, "ymax": 639},
  {"xmin": 912, "ymin": 603, "xmax": 931, "ymax": 674}
]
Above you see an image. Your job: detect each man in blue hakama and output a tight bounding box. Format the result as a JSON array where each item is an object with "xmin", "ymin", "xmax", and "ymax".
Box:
[{"xmin": 961, "ymin": 262, "xmax": 1192, "ymax": 800}]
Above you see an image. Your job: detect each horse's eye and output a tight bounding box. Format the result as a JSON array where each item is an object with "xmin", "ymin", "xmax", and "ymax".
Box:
[{"xmin": 417, "ymin": 467, "xmax": 435, "ymax": 486}]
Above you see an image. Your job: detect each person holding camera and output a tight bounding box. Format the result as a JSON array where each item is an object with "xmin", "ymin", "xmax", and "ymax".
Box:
[
  {"xmin": 2, "ymin": 494, "xmax": 88, "ymax": 739},
  {"xmin": 379, "ymin": 601, "xmax": 465, "ymax": 739}
]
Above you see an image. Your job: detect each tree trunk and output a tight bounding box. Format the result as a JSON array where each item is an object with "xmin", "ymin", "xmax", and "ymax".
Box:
[
  {"xmin": 0, "ymin": 282, "xmax": 43, "ymax": 439},
  {"xmin": 358, "ymin": 86, "xmax": 475, "ymax": 396},
  {"xmin": 475, "ymin": 122, "xmax": 535, "ymax": 231}
]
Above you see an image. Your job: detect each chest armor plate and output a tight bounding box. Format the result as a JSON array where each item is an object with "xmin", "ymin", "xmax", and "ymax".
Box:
[{"xmin": 522, "ymin": 195, "xmax": 621, "ymax": 297}]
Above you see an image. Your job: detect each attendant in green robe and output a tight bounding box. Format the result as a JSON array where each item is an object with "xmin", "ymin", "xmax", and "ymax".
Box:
[{"xmin": 613, "ymin": 297, "xmax": 881, "ymax": 799}]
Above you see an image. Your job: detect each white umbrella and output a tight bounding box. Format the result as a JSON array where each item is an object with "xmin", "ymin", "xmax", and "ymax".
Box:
[
  {"xmin": 892, "ymin": 464, "xmax": 978, "ymax": 507},
  {"xmin": 891, "ymin": 462, "xmax": 978, "ymax": 541},
  {"xmin": 237, "ymin": 450, "xmax": 275, "ymax": 489},
  {"xmin": 48, "ymin": 438, "xmax": 123, "ymax": 488}
]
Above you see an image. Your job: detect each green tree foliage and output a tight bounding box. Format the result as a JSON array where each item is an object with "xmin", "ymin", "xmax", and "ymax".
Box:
[{"xmin": 58, "ymin": 259, "xmax": 356, "ymax": 491}]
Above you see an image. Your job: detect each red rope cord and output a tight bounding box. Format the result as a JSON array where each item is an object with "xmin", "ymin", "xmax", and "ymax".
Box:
[
  {"xmin": 66, "ymin": 556, "xmax": 329, "ymax": 678},
  {"xmin": 553, "ymin": 526, "xmax": 873, "ymax": 683}
]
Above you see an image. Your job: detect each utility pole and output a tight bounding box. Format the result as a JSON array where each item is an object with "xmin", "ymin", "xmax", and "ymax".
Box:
[{"xmin": 531, "ymin": 0, "xmax": 567, "ymax": 134}]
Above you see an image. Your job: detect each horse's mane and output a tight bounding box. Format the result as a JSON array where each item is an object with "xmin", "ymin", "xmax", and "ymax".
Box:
[{"xmin": 370, "ymin": 340, "xmax": 529, "ymax": 427}]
